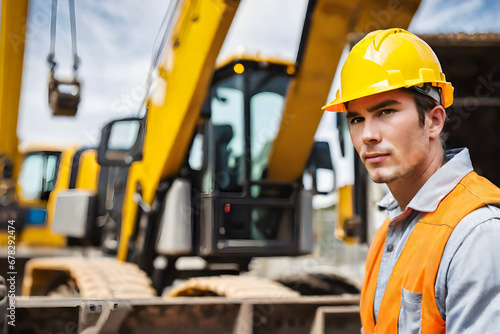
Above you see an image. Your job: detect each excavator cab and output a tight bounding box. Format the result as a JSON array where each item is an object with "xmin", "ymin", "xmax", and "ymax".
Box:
[
  {"xmin": 191, "ymin": 58, "xmax": 315, "ymax": 258},
  {"xmin": 0, "ymin": 150, "xmax": 60, "ymax": 241}
]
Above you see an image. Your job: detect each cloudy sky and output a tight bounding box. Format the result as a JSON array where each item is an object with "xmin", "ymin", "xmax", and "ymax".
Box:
[{"xmin": 16, "ymin": 0, "xmax": 500, "ymax": 150}]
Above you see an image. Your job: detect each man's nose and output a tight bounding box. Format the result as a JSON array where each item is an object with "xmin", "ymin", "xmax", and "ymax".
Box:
[{"xmin": 361, "ymin": 119, "xmax": 382, "ymax": 144}]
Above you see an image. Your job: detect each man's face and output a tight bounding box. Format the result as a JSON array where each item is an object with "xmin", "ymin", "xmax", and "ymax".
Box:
[{"xmin": 346, "ymin": 89, "xmax": 432, "ymax": 185}]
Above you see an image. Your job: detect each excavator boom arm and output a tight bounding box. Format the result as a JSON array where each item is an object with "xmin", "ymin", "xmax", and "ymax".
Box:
[
  {"xmin": 118, "ymin": 0, "xmax": 240, "ymax": 260},
  {"xmin": 0, "ymin": 0, "xmax": 29, "ymax": 181}
]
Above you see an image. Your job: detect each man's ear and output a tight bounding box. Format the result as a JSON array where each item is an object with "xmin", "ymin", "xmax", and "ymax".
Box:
[{"xmin": 427, "ymin": 105, "xmax": 446, "ymax": 139}]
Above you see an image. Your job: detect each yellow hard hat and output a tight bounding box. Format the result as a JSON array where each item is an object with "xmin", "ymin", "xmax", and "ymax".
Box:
[{"xmin": 323, "ymin": 28, "xmax": 454, "ymax": 112}]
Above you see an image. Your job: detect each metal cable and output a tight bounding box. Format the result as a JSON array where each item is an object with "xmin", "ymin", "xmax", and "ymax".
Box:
[
  {"xmin": 47, "ymin": 0, "xmax": 79, "ymax": 76},
  {"xmin": 68, "ymin": 0, "xmax": 79, "ymax": 73},
  {"xmin": 47, "ymin": 0, "xmax": 58, "ymax": 72}
]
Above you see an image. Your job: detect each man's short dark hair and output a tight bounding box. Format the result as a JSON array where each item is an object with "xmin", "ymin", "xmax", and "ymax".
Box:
[{"xmin": 401, "ymin": 87, "xmax": 449, "ymax": 148}]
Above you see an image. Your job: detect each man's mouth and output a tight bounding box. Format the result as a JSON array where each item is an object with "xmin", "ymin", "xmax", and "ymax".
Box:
[{"xmin": 364, "ymin": 153, "xmax": 390, "ymax": 164}]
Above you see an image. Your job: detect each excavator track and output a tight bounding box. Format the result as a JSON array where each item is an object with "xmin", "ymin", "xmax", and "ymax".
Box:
[
  {"xmin": 22, "ymin": 257, "xmax": 156, "ymax": 298},
  {"xmin": 167, "ymin": 275, "xmax": 300, "ymax": 299},
  {"xmin": 277, "ymin": 272, "xmax": 361, "ymax": 296}
]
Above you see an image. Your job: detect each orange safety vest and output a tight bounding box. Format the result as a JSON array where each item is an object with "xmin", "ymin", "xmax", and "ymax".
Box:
[{"xmin": 360, "ymin": 171, "xmax": 500, "ymax": 333}]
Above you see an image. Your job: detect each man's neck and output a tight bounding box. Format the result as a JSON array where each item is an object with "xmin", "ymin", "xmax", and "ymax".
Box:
[{"xmin": 388, "ymin": 147, "xmax": 445, "ymax": 210}]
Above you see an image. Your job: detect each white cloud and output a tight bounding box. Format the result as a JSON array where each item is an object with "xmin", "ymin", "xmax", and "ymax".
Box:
[
  {"xmin": 219, "ymin": 0, "xmax": 308, "ymax": 61},
  {"xmin": 409, "ymin": 0, "xmax": 500, "ymax": 34}
]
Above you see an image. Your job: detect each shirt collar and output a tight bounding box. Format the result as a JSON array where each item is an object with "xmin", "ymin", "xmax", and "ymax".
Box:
[{"xmin": 379, "ymin": 148, "xmax": 473, "ymax": 215}]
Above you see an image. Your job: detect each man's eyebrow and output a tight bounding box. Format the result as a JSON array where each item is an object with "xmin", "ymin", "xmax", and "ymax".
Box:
[
  {"xmin": 346, "ymin": 111, "xmax": 360, "ymax": 119},
  {"xmin": 346, "ymin": 99, "xmax": 402, "ymax": 118},
  {"xmin": 367, "ymin": 99, "xmax": 402, "ymax": 112}
]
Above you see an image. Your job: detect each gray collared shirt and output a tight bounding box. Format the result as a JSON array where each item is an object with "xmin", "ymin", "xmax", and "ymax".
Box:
[{"xmin": 374, "ymin": 148, "xmax": 500, "ymax": 333}]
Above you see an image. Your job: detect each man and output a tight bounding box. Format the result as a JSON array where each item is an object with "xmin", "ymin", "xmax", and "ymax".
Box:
[{"xmin": 323, "ymin": 28, "xmax": 500, "ymax": 333}]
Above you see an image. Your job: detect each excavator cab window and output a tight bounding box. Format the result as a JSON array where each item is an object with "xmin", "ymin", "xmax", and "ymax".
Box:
[
  {"xmin": 206, "ymin": 61, "xmax": 291, "ymax": 193},
  {"xmin": 18, "ymin": 151, "xmax": 61, "ymax": 202},
  {"xmin": 209, "ymin": 76, "xmax": 245, "ymax": 192}
]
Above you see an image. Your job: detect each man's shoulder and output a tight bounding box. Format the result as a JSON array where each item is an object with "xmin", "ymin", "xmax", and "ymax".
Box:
[
  {"xmin": 459, "ymin": 172, "xmax": 500, "ymax": 203},
  {"xmin": 461, "ymin": 204, "xmax": 500, "ymax": 226},
  {"xmin": 444, "ymin": 172, "xmax": 500, "ymax": 224},
  {"xmin": 450, "ymin": 204, "xmax": 500, "ymax": 247}
]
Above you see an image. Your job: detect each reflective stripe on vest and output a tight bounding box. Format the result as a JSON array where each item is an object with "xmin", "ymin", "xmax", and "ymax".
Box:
[{"xmin": 360, "ymin": 171, "xmax": 500, "ymax": 333}]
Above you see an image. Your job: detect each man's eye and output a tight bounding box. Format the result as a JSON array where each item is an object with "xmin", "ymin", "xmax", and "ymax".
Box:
[
  {"xmin": 349, "ymin": 117, "xmax": 364, "ymax": 124},
  {"xmin": 380, "ymin": 109, "xmax": 395, "ymax": 116}
]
